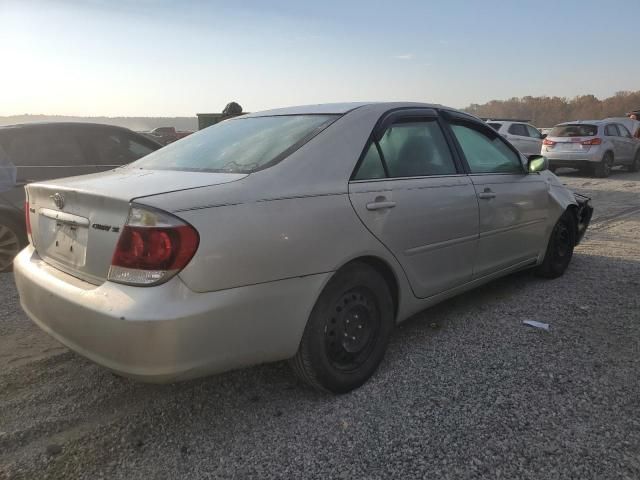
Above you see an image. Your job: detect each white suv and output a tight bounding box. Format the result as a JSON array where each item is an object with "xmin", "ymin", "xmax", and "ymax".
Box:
[{"xmin": 486, "ymin": 119, "xmax": 544, "ymax": 156}]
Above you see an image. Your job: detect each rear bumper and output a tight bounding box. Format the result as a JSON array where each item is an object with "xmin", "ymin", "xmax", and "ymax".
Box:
[
  {"xmin": 548, "ymin": 159, "xmax": 595, "ymax": 170},
  {"xmin": 13, "ymin": 246, "xmax": 329, "ymax": 382}
]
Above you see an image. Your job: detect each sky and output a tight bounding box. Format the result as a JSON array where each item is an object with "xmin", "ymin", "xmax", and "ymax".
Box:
[{"xmin": 2, "ymin": 0, "xmax": 640, "ymax": 117}]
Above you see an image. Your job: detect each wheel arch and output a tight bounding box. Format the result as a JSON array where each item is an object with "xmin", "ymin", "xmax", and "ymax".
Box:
[{"xmin": 336, "ymin": 255, "xmax": 400, "ymax": 321}]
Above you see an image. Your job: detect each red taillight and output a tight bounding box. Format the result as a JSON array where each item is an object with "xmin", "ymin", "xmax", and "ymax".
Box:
[
  {"xmin": 24, "ymin": 201, "xmax": 32, "ymax": 236},
  {"xmin": 108, "ymin": 206, "xmax": 199, "ymax": 286},
  {"xmin": 543, "ymin": 138, "xmax": 555, "ymax": 146},
  {"xmin": 581, "ymin": 138, "xmax": 602, "ymax": 145}
]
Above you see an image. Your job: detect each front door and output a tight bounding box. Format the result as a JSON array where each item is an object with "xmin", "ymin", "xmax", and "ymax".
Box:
[
  {"xmin": 348, "ymin": 112, "xmax": 479, "ymax": 299},
  {"xmin": 446, "ymin": 118, "xmax": 549, "ymax": 278}
]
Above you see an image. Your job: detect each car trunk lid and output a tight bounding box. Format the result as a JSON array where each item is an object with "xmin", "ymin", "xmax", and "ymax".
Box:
[{"xmin": 25, "ymin": 168, "xmax": 246, "ymax": 284}]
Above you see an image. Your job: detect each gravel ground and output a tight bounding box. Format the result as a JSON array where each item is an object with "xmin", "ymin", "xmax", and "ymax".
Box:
[{"xmin": 1, "ymin": 169, "xmax": 639, "ymax": 479}]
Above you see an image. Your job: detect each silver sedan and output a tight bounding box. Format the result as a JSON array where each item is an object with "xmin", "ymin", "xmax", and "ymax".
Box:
[{"xmin": 14, "ymin": 103, "xmax": 593, "ymax": 393}]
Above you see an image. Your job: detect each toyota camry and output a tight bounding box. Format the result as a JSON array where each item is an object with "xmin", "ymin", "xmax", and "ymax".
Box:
[{"xmin": 13, "ymin": 103, "xmax": 593, "ymax": 393}]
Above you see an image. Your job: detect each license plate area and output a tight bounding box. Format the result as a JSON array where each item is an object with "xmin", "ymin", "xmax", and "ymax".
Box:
[
  {"xmin": 38, "ymin": 215, "xmax": 88, "ymax": 267},
  {"xmin": 557, "ymin": 142, "xmax": 584, "ymax": 151}
]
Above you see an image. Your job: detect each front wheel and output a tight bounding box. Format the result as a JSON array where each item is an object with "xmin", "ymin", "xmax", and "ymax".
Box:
[
  {"xmin": 628, "ymin": 152, "xmax": 640, "ymax": 172},
  {"xmin": 289, "ymin": 262, "xmax": 394, "ymax": 393},
  {"xmin": 535, "ymin": 211, "xmax": 577, "ymax": 279}
]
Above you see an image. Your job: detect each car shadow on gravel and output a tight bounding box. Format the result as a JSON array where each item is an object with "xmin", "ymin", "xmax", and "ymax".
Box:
[{"xmin": 3, "ymin": 251, "xmax": 640, "ymax": 479}]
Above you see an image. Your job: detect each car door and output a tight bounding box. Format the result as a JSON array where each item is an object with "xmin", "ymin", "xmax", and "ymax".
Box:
[
  {"xmin": 505, "ymin": 123, "xmax": 532, "ymax": 155},
  {"xmin": 443, "ymin": 114, "xmax": 549, "ymax": 278},
  {"xmin": 616, "ymin": 123, "xmax": 635, "ymax": 163},
  {"xmin": 525, "ymin": 124, "xmax": 544, "ymax": 155},
  {"xmin": 604, "ymin": 124, "xmax": 624, "ymax": 162},
  {"xmin": 348, "ymin": 109, "xmax": 479, "ymax": 299}
]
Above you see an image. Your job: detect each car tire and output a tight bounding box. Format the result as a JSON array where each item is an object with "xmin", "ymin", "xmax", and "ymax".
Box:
[
  {"xmin": 535, "ymin": 211, "xmax": 577, "ymax": 279},
  {"xmin": 0, "ymin": 215, "xmax": 26, "ymax": 273},
  {"xmin": 628, "ymin": 152, "xmax": 640, "ymax": 172},
  {"xmin": 289, "ymin": 262, "xmax": 394, "ymax": 394},
  {"xmin": 593, "ymin": 152, "xmax": 613, "ymax": 178}
]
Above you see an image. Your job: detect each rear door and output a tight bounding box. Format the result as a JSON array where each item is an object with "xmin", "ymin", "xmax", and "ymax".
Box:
[
  {"xmin": 615, "ymin": 124, "xmax": 635, "ymax": 163},
  {"xmin": 443, "ymin": 114, "xmax": 549, "ymax": 278},
  {"xmin": 348, "ymin": 109, "xmax": 479, "ymax": 298},
  {"xmin": 505, "ymin": 123, "xmax": 531, "ymax": 154},
  {"xmin": 604, "ymin": 124, "xmax": 625, "ymax": 162}
]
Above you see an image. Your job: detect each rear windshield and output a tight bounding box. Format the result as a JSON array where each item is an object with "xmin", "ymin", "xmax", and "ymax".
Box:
[
  {"xmin": 550, "ymin": 124, "xmax": 598, "ymax": 137},
  {"xmin": 131, "ymin": 115, "xmax": 339, "ymax": 173},
  {"xmin": 487, "ymin": 122, "xmax": 502, "ymax": 131}
]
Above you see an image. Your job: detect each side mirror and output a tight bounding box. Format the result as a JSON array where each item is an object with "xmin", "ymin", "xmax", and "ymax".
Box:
[
  {"xmin": 540, "ymin": 133, "xmax": 547, "ymax": 139},
  {"xmin": 527, "ymin": 155, "xmax": 548, "ymax": 173}
]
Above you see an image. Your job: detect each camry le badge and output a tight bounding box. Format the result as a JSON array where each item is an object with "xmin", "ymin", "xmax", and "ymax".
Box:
[{"xmin": 51, "ymin": 193, "xmax": 65, "ymax": 210}]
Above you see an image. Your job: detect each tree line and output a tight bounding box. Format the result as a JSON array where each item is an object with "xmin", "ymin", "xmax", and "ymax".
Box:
[{"xmin": 464, "ymin": 90, "xmax": 640, "ymax": 127}]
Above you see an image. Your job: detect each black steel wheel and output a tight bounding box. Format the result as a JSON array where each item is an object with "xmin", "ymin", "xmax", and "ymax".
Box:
[
  {"xmin": 290, "ymin": 262, "xmax": 394, "ymax": 393},
  {"xmin": 535, "ymin": 211, "xmax": 577, "ymax": 279}
]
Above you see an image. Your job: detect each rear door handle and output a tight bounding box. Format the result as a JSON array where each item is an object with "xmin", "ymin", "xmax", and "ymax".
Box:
[
  {"xmin": 478, "ymin": 189, "xmax": 496, "ymax": 200},
  {"xmin": 366, "ymin": 201, "xmax": 396, "ymax": 211}
]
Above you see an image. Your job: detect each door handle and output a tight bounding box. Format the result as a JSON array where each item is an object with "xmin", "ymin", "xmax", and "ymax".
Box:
[
  {"xmin": 477, "ymin": 188, "xmax": 496, "ymax": 200},
  {"xmin": 366, "ymin": 200, "xmax": 396, "ymax": 211}
]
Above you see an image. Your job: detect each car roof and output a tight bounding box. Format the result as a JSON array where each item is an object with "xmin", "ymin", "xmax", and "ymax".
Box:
[
  {"xmin": 0, "ymin": 122, "xmax": 137, "ymax": 132},
  {"xmin": 240, "ymin": 102, "xmax": 446, "ymax": 118},
  {"xmin": 556, "ymin": 120, "xmax": 605, "ymax": 126}
]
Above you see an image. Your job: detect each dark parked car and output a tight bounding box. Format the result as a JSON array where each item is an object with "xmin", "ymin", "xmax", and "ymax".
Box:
[{"xmin": 0, "ymin": 123, "xmax": 162, "ymax": 271}]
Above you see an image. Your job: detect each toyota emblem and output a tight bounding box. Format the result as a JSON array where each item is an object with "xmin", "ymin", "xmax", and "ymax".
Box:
[{"xmin": 52, "ymin": 193, "xmax": 65, "ymax": 210}]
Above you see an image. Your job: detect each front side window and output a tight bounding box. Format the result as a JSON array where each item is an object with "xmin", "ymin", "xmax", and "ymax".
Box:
[
  {"xmin": 450, "ymin": 123, "xmax": 523, "ymax": 174},
  {"xmin": 617, "ymin": 124, "xmax": 631, "ymax": 138},
  {"xmin": 526, "ymin": 125, "xmax": 542, "ymax": 139},
  {"xmin": 132, "ymin": 115, "xmax": 338, "ymax": 173},
  {"xmin": 81, "ymin": 131, "xmax": 158, "ymax": 166}
]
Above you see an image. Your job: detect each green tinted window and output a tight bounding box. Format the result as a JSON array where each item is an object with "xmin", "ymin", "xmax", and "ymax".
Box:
[
  {"xmin": 378, "ymin": 121, "xmax": 456, "ymax": 177},
  {"xmin": 450, "ymin": 124, "xmax": 522, "ymax": 174},
  {"xmin": 354, "ymin": 143, "xmax": 386, "ymax": 180}
]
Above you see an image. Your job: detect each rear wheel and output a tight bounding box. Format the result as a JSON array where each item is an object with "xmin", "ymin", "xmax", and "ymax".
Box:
[
  {"xmin": 593, "ymin": 152, "xmax": 613, "ymax": 178},
  {"xmin": 628, "ymin": 152, "xmax": 640, "ymax": 172},
  {"xmin": 289, "ymin": 262, "xmax": 394, "ymax": 393},
  {"xmin": 0, "ymin": 216, "xmax": 25, "ymax": 272},
  {"xmin": 535, "ymin": 211, "xmax": 577, "ymax": 279}
]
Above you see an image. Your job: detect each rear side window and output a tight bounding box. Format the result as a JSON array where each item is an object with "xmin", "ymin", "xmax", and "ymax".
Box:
[
  {"xmin": 2, "ymin": 131, "xmax": 85, "ymax": 167},
  {"xmin": 487, "ymin": 122, "xmax": 502, "ymax": 131},
  {"xmin": 605, "ymin": 125, "xmax": 619, "ymax": 136},
  {"xmin": 353, "ymin": 119, "xmax": 457, "ymax": 180},
  {"xmin": 450, "ymin": 123, "xmax": 523, "ymax": 174},
  {"xmin": 133, "ymin": 115, "xmax": 338, "ymax": 173},
  {"xmin": 508, "ymin": 123, "xmax": 528, "ymax": 136},
  {"xmin": 550, "ymin": 124, "xmax": 598, "ymax": 137}
]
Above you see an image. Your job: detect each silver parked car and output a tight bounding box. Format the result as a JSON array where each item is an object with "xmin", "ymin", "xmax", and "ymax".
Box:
[
  {"xmin": 14, "ymin": 103, "xmax": 593, "ymax": 393},
  {"xmin": 485, "ymin": 119, "xmax": 544, "ymax": 156},
  {"xmin": 542, "ymin": 120, "xmax": 640, "ymax": 177}
]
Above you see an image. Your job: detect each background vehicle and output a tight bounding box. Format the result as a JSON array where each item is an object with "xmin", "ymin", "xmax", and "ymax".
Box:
[
  {"xmin": 14, "ymin": 103, "xmax": 592, "ymax": 393},
  {"xmin": 485, "ymin": 119, "xmax": 544, "ymax": 156},
  {"xmin": 0, "ymin": 122, "xmax": 162, "ymax": 271},
  {"xmin": 141, "ymin": 126, "xmax": 193, "ymax": 145},
  {"xmin": 542, "ymin": 120, "xmax": 640, "ymax": 177}
]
